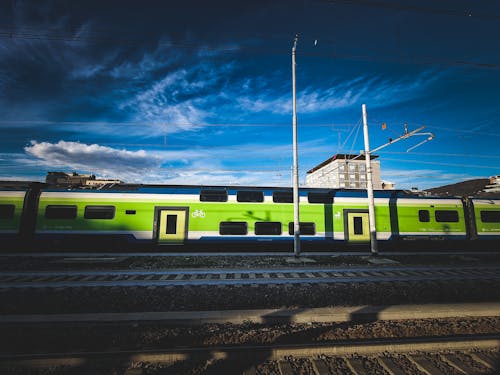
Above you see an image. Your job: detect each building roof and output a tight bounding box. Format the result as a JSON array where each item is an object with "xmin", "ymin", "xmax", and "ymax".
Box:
[{"xmin": 307, "ymin": 153, "xmax": 379, "ymax": 174}]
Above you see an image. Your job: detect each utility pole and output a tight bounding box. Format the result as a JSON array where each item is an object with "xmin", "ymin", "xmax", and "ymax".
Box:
[
  {"xmin": 292, "ymin": 34, "xmax": 300, "ymax": 257},
  {"xmin": 361, "ymin": 104, "xmax": 434, "ymax": 255},
  {"xmin": 362, "ymin": 104, "xmax": 378, "ymax": 255}
]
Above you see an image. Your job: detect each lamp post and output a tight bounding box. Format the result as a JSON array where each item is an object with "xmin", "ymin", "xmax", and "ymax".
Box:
[
  {"xmin": 361, "ymin": 104, "xmax": 434, "ymax": 255},
  {"xmin": 362, "ymin": 104, "xmax": 378, "ymax": 255},
  {"xmin": 292, "ymin": 34, "xmax": 300, "ymax": 257}
]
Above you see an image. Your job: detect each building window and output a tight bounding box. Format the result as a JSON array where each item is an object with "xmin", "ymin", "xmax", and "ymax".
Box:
[
  {"xmin": 45, "ymin": 205, "xmax": 77, "ymax": 219},
  {"xmin": 308, "ymin": 192, "xmax": 333, "ymax": 204},
  {"xmin": 288, "ymin": 222, "xmax": 315, "ymax": 235},
  {"xmin": 435, "ymin": 210, "xmax": 459, "ymax": 222},
  {"xmin": 418, "ymin": 210, "xmax": 430, "ymax": 222},
  {"xmin": 84, "ymin": 206, "xmax": 115, "ymax": 220},
  {"xmin": 273, "ymin": 191, "xmax": 293, "ymax": 203},
  {"xmin": 480, "ymin": 210, "xmax": 500, "ymax": 223},
  {"xmin": 220, "ymin": 222, "xmax": 248, "ymax": 235},
  {"xmin": 339, "ymin": 165, "xmax": 345, "ymax": 172},
  {"xmin": 255, "ymin": 222, "xmax": 282, "ymax": 235},
  {"xmin": 237, "ymin": 191, "xmax": 264, "ymax": 202},
  {"xmin": 0, "ymin": 204, "xmax": 15, "ymax": 219},
  {"xmin": 200, "ymin": 189, "xmax": 228, "ymax": 202}
]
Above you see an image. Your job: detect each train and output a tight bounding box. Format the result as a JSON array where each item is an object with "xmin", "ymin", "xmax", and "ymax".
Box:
[{"xmin": 0, "ymin": 182, "xmax": 499, "ymax": 251}]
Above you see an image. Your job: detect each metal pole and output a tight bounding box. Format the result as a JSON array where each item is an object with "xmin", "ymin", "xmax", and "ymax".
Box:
[
  {"xmin": 362, "ymin": 104, "xmax": 378, "ymax": 255},
  {"xmin": 292, "ymin": 34, "xmax": 300, "ymax": 257}
]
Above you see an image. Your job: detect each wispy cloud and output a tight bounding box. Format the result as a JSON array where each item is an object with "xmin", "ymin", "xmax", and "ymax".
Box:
[
  {"xmin": 118, "ymin": 61, "xmax": 236, "ymax": 130},
  {"xmin": 381, "ymin": 168, "xmax": 483, "ymax": 190},
  {"xmin": 236, "ymin": 71, "xmax": 442, "ymax": 115}
]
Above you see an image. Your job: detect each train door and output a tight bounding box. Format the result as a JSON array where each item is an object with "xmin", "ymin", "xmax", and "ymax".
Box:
[
  {"xmin": 155, "ymin": 207, "xmax": 189, "ymax": 244},
  {"xmin": 344, "ymin": 210, "xmax": 370, "ymax": 242}
]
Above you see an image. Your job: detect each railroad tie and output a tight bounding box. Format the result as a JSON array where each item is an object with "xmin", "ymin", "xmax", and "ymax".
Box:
[
  {"xmin": 441, "ymin": 353, "xmax": 478, "ymax": 374},
  {"xmin": 345, "ymin": 357, "xmax": 368, "ymax": 375},
  {"xmin": 408, "ymin": 354, "xmax": 446, "ymax": 375},
  {"xmin": 377, "ymin": 357, "xmax": 407, "ymax": 375},
  {"xmin": 311, "ymin": 358, "xmax": 330, "ymax": 374},
  {"xmin": 469, "ymin": 352, "xmax": 498, "ymax": 369}
]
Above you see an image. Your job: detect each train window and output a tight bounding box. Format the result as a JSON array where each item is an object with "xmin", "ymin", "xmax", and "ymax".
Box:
[
  {"xmin": 418, "ymin": 210, "xmax": 430, "ymax": 222},
  {"xmin": 480, "ymin": 210, "xmax": 500, "ymax": 223},
  {"xmin": 220, "ymin": 221, "xmax": 248, "ymax": 235},
  {"xmin": 200, "ymin": 189, "xmax": 228, "ymax": 202},
  {"xmin": 288, "ymin": 222, "xmax": 315, "ymax": 235},
  {"xmin": 237, "ymin": 191, "xmax": 264, "ymax": 202},
  {"xmin": 45, "ymin": 205, "xmax": 77, "ymax": 219},
  {"xmin": 84, "ymin": 205, "xmax": 115, "ymax": 220},
  {"xmin": 273, "ymin": 191, "xmax": 293, "ymax": 203},
  {"xmin": 255, "ymin": 222, "xmax": 282, "ymax": 235},
  {"xmin": 0, "ymin": 204, "xmax": 15, "ymax": 219},
  {"xmin": 125, "ymin": 210, "xmax": 136, "ymax": 215},
  {"xmin": 166, "ymin": 215, "xmax": 177, "ymax": 234},
  {"xmin": 435, "ymin": 210, "xmax": 459, "ymax": 222},
  {"xmin": 353, "ymin": 217, "xmax": 363, "ymax": 234},
  {"xmin": 308, "ymin": 192, "xmax": 333, "ymax": 204}
]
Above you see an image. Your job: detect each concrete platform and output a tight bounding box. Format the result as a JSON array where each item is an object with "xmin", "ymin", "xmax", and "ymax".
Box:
[{"xmin": 1, "ymin": 302, "xmax": 499, "ymax": 326}]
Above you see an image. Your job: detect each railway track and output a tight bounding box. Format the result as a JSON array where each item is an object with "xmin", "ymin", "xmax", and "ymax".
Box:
[
  {"xmin": 2, "ymin": 335, "xmax": 499, "ymax": 374},
  {"xmin": 1, "ymin": 265, "xmax": 500, "ymax": 289}
]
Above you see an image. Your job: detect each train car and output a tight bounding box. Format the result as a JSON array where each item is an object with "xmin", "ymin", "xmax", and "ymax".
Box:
[
  {"xmin": 1, "ymin": 183, "xmax": 499, "ymax": 250},
  {"xmin": 395, "ymin": 197, "xmax": 467, "ymax": 240},
  {"xmin": 470, "ymin": 198, "xmax": 500, "ymax": 240},
  {"xmin": 0, "ymin": 189, "xmax": 27, "ymax": 240}
]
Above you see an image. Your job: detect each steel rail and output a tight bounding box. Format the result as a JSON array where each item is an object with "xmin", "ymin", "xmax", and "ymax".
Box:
[
  {"xmin": 1, "ymin": 335, "xmax": 498, "ymax": 368},
  {"xmin": 0, "ymin": 250, "xmax": 499, "ymax": 257},
  {"xmin": 1, "ymin": 266, "xmax": 499, "ymax": 289}
]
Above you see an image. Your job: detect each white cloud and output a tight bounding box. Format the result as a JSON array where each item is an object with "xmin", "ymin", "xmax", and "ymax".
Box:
[
  {"xmin": 16, "ymin": 139, "xmax": 297, "ymax": 185},
  {"xmin": 24, "ymin": 140, "xmax": 162, "ymax": 179}
]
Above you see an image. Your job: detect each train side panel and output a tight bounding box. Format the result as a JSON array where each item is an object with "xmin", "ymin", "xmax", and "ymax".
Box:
[
  {"xmin": 396, "ymin": 198, "xmax": 467, "ymax": 239},
  {"xmin": 471, "ymin": 199, "xmax": 500, "ymax": 239},
  {"xmin": 0, "ymin": 190, "xmax": 27, "ymax": 238}
]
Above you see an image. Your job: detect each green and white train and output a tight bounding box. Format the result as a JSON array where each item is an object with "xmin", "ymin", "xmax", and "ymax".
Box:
[{"xmin": 0, "ymin": 183, "xmax": 499, "ymax": 250}]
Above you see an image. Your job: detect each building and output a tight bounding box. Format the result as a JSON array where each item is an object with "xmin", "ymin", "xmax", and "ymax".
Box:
[
  {"xmin": 46, "ymin": 172, "xmax": 122, "ymax": 187},
  {"xmin": 305, "ymin": 153, "xmax": 383, "ymax": 189},
  {"xmin": 46, "ymin": 172, "xmax": 94, "ymax": 186},
  {"xmin": 484, "ymin": 175, "xmax": 500, "ymax": 193}
]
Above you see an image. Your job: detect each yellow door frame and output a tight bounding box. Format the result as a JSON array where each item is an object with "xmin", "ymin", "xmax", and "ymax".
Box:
[
  {"xmin": 344, "ymin": 209, "xmax": 370, "ymax": 242},
  {"xmin": 154, "ymin": 207, "xmax": 189, "ymax": 244}
]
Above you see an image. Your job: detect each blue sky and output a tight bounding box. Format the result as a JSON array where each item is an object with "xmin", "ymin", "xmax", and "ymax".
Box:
[{"xmin": 0, "ymin": 0, "xmax": 499, "ymax": 189}]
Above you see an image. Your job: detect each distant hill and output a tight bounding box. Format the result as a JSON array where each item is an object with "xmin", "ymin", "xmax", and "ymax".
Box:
[{"xmin": 425, "ymin": 178, "xmax": 496, "ymax": 197}]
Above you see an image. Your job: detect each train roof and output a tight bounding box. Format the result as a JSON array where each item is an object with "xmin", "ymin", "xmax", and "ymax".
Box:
[{"xmin": 35, "ymin": 183, "xmax": 437, "ymax": 199}]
